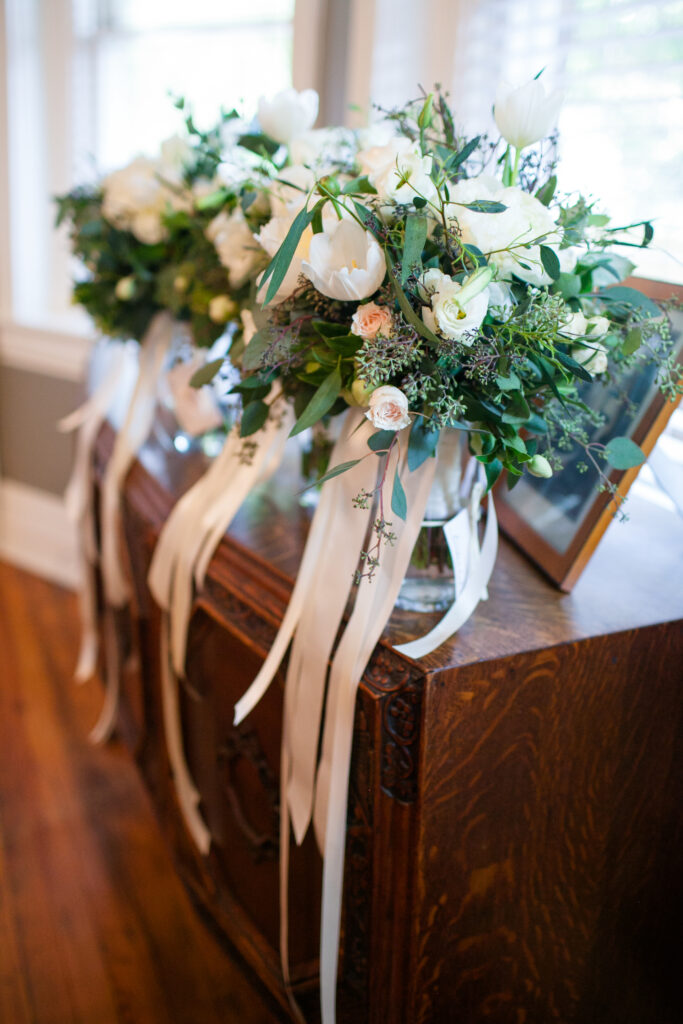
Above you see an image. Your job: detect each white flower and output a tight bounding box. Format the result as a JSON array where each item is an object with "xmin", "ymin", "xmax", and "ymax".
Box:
[
  {"xmin": 159, "ymin": 134, "xmax": 193, "ymax": 174},
  {"xmin": 365, "ymin": 385, "xmax": 411, "ymax": 430},
  {"xmin": 257, "ymin": 88, "xmax": 319, "ymax": 144},
  {"xmin": 240, "ymin": 308, "xmax": 257, "ymax": 346},
  {"xmin": 494, "ymin": 78, "xmax": 563, "ymax": 150},
  {"xmin": 586, "ymin": 315, "xmax": 610, "ymax": 337},
  {"xmin": 358, "ymin": 136, "xmax": 437, "ymax": 209},
  {"xmin": 487, "ymin": 281, "xmax": 515, "ymax": 317},
  {"xmin": 528, "ymin": 454, "xmax": 553, "ymax": 478},
  {"xmin": 114, "ymin": 275, "xmax": 136, "ymax": 301},
  {"xmin": 417, "ymin": 267, "xmax": 449, "ymax": 302},
  {"xmin": 446, "ymin": 176, "xmax": 562, "ymax": 286},
  {"xmin": 571, "ymin": 341, "xmax": 609, "ymax": 374},
  {"xmin": 268, "ymin": 164, "xmax": 316, "ymax": 218},
  {"xmin": 559, "ymin": 311, "xmax": 588, "ymax": 338},
  {"xmin": 208, "ymin": 295, "xmax": 239, "ymax": 323},
  {"xmin": 206, "ymin": 208, "xmax": 262, "ymax": 289},
  {"xmin": 424, "ymin": 269, "xmax": 491, "ymax": 343},
  {"xmin": 289, "ymin": 126, "xmax": 357, "ymax": 171},
  {"xmin": 255, "ymin": 213, "xmax": 314, "ymax": 303},
  {"xmin": 301, "ymin": 218, "xmax": 386, "ymax": 302},
  {"xmin": 101, "ymin": 153, "xmax": 190, "ymax": 245}
]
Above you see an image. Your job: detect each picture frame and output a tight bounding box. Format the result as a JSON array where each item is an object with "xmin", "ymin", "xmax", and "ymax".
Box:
[{"xmin": 495, "ymin": 279, "xmax": 683, "ymax": 592}]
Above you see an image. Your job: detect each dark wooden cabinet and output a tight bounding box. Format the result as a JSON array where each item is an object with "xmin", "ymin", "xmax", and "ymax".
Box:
[{"xmin": 94, "ymin": 422, "xmax": 683, "ymax": 1024}]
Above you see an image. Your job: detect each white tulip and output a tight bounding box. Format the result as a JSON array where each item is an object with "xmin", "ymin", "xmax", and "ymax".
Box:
[
  {"xmin": 257, "ymin": 88, "xmax": 319, "ymax": 144},
  {"xmin": 494, "ymin": 78, "xmax": 563, "ymax": 150},
  {"xmin": 301, "ymin": 219, "xmax": 386, "ymax": 302},
  {"xmin": 206, "ymin": 208, "xmax": 262, "ymax": 289}
]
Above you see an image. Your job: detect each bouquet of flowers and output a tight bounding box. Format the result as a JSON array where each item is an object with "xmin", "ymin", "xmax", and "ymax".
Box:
[{"xmin": 227, "ymin": 81, "xmax": 679, "ymax": 551}]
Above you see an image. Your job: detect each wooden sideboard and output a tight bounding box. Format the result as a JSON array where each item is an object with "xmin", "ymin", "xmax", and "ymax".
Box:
[{"xmin": 92, "ymin": 421, "xmax": 683, "ymax": 1024}]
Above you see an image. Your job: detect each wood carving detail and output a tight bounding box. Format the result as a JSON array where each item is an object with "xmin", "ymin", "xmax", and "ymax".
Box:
[
  {"xmin": 363, "ymin": 647, "xmax": 424, "ymax": 805},
  {"xmin": 217, "ymin": 727, "xmax": 280, "ymax": 864}
]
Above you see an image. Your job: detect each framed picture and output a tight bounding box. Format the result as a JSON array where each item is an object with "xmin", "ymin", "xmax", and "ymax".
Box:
[{"xmin": 495, "ymin": 280, "xmax": 683, "ymax": 592}]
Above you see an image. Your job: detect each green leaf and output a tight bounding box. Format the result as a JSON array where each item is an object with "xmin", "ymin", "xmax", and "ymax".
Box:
[
  {"xmin": 391, "ymin": 468, "xmax": 407, "ymax": 521},
  {"xmin": 463, "ymin": 243, "xmax": 487, "ymax": 267},
  {"xmin": 540, "ymin": 245, "xmax": 561, "ymax": 281},
  {"xmin": 402, "ymin": 213, "xmax": 428, "ymax": 283},
  {"xmin": 242, "ymin": 328, "xmax": 272, "ymax": 371},
  {"xmin": 495, "ymin": 372, "xmax": 521, "ymax": 391},
  {"xmin": 312, "ymin": 320, "xmax": 349, "ymax": 338},
  {"xmin": 189, "ymin": 358, "xmax": 224, "ymax": 388},
  {"xmin": 555, "ymin": 272, "xmax": 581, "ymax": 300},
  {"xmin": 407, "ymin": 416, "xmax": 439, "ymax": 470},
  {"xmin": 413, "ymin": 196, "xmax": 428, "ymax": 209},
  {"xmin": 604, "ymin": 436, "xmax": 646, "ymax": 470},
  {"xmin": 482, "ymin": 458, "xmax": 503, "ymax": 491},
  {"xmin": 597, "ymin": 286, "xmax": 660, "ymax": 319},
  {"xmin": 352, "ymin": 200, "xmax": 383, "ymax": 237},
  {"xmin": 289, "ymin": 366, "xmax": 342, "ymax": 437},
  {"xmin": 535, "ymin": 175, "xmax": 557, "ymax": 207},
  {"xmin": 457, "ymin": 200, "xmax": 507, "ymax": 214},
  {"xmin": 240, "ymin": 400, "xmax": 269, "ymax": 437},
  {"xmin": 555, "ymin": 350, "xmax": 594, "ymax": 382},
  {"xmin": 260, "ymin": 204, "xmax": 314, "ymax": 305},
  {"xmin": 445, "ymin": 136, "xmax": 481, "ymax": 172},
  {"xmin": 384, "ymin": 249, "xmax": 441, "ymax": 347},
  {"xmin": 194, "ymin": 188, "xmax": 230, "ymax": 211},
  {"xmin": 324, "ymin": 334, "xmax": 362, "ymax": 357},
  {"xmin": 341, "ymin": 175, "xmax": 377, "ymax": 195},
  {"xmin": 623, "ymin": 327, "xmax": 642, "ymax": 355},
  {"xmin": 304, "ymin": 458, "xmax": 362, "ymax": 489},
  {"xmin": 368, "ymin": 429, "xmax": 395, "ymax": 452}
]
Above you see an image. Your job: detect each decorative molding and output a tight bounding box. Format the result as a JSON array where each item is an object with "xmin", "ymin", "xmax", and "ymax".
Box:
[
  {"xmin": 217, "ymin": 727, "xmax": 280, "ymax": 863},
  {"xmin": 363, "ymin": 647, "xmax": 424, "ymax": 804},
  {"xmin": 0, "ymin": 478, "xmax": 79, "ymax": 588},
  {"xmin": 0, "ymin": 321, "xmax": 92, "ymax": 383}
]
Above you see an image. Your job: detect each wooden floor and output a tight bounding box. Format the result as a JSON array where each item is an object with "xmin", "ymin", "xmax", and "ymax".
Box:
[{"xmin": 0, "ymin": 560, "xmax": 284, "ymax": 1024}]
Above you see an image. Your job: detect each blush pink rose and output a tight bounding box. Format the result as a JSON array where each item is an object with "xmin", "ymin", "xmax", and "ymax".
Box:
[
  {"xmin": 365, "ymin": 385, "xmax": 411, "ymax": 430},
  {"xmin": 351, "ymin": 302, "xmax": 394, "ymax": 339}
]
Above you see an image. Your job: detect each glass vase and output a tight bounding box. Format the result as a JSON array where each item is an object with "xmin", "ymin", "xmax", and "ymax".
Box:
[{"xmin": 396, "ymin": 429, "xmax": 474, "ymax": 613}]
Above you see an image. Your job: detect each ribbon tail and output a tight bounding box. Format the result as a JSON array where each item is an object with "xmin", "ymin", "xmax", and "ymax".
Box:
[{"xmin": 89, "ymin": 608, "xmax": 120, "ymax": 744}]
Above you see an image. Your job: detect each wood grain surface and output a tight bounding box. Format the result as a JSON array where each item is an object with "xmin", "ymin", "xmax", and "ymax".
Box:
[{"xmin": 0, "ymin": 560, "xmax": 285, "ymax": 1024}]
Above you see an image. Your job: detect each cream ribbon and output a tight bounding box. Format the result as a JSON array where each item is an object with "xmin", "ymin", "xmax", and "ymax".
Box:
[
  {"xmin": 146, "ymin": 395, "xmax": 293, "ymax": 854},
  {"xmin": 100, "ymin": 312, "xmax": 175, "ymax": 608},
  {"xmin": 58, "ymin": 341, "xmax": 137, "ymax": 683}
]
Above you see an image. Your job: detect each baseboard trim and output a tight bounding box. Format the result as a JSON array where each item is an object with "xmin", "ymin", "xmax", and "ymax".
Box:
[{"xmin": 0, "ymin": 479, "xmax": 79, "ymax": 589}]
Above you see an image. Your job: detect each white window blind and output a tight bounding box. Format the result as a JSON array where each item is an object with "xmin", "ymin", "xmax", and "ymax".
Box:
[{"xmin": 451, "ymin": 0, "xmax": 683, "ymax": 284}]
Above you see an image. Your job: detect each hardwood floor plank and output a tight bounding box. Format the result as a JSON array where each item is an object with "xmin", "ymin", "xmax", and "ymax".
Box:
[{"xmin": 0, "ymin": 560, "xmax": 283, "ymax": 1024}]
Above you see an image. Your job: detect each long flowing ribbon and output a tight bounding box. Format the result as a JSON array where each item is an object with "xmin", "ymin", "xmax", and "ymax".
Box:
[
  {"xmin": 100, "ymin": 312, "xmax": 175, "ymax": 608},
  {"xmin": 147, "ymin": 395, "xmax": 294, "ymax": 855},
  {"xmin": 58, "ymin": 342, "xmax": 137, "ymax": 682}
]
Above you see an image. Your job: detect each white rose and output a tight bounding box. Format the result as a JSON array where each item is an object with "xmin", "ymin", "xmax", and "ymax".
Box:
[
  {"xmin": 257, "ymin": 88, "xmax": 319, "ymax": 144},
  {"xmin": 571, "ymin": 341, "xmax": 609, "ymax": 374},
  {"xmin": 447, "ymin": 177, "xmax": 562, "ymax": 286},
  {"xmin": 365, "ymin": 385, "xmax": 411, "ymax": 430},
  {"xmin": 102, "ymin": 154, "xmax": 190, "ymax": 244},
  {"xmin": 586, "ymin": 315, "xmax": 610, "ymax": 337},
  {"xmin": 427, "ymin": 273, "xmax": 490, "ymax": 344},
  {"xmin": 301, "ymin": 218, "xmax": 386, "ymax": 302},
  {"xmin": 494, "ymin": 79, "xmax": 563, "ymax": 150},
  {"xmin": 350, "ymin": 302, "xmax": 393, "ymax": 339},
  {"xmin": 255, "ymin": 213, "xmax": 314, "ymax": 303},
  {"xmin": 206, "ymin": 208, "xmax": 262, "ymax": 289},
  {"xmin": 358, "ymin": 137, "xmax": 437, "ymax": 209}
]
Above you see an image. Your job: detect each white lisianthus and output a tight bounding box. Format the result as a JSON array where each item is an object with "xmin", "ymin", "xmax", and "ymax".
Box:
[
  {"xmin": 301, "ymin": 219, "xmax": 386, "ymax": 302},
  {"xmin": 206, "ymin": 208, "xmax": 262, "ymax": 289},
  {"xmin": 417, "ymin": 267, "xmax": 449, "ymax": 302},
  {"xmin": 358, "ymin": 137, "xmax": 437, "ymax": 209},
  {"xmin": 365, "ymin": 385, "xmax": 411, "ymax": 430},
  {"xmin": 257, "ymin": 88, "xmax": 319, "ymax": 144},
  {"xmin": 559, "ymin": 311, "xmax": 588, "ymax": 338},
  {"xmin": 255, "ymin": 213, "xmax": 314, "ymax": 303},
  {"xmin": 487, "ymin": 281, "xmax": 515, "ymax": 317},
  {"xmin": 423, "ymin": 268, "xmax": 492, "ymax": 344},
  {"xmin": 208, "ymin": 295, "xmax": 239, "ymax": 323},
  {"xmin": 494, "ymin": 78, "xmax": 563, "ymax": 150},
  {"xmin": 447, "ymin": 176, "xmax": 562, "ymax": 286}
]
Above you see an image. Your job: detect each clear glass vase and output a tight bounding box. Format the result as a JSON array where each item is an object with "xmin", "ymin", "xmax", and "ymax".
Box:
[
  {"xmin": 154, "ymin": 321, "xmax": 237, "ymax": 458},
  {"xmin": 396, "ymin": 430, "xmax": 473, "ymax": 613}
]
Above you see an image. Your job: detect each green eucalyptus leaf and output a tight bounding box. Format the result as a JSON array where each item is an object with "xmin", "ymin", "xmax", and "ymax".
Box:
[
  {"xmin": 604, "ymin": 436, "xmax": 646, "ymax": 470},
  {"xmin": 535, "ymin": 175, "xmax": 557, "ymax": 207},
  {"xmin": 597, "ymin": 286, "xmax": 661, "ymax": 319},
  {"xmin": 495, "ymin": 372, "xmax": 521, "ymax": 391},
  {"xmin": 189, "ymin": 358, "xmax": 224, "ymax": 388},
  {"xmin": 341, "ymin": 175, "xmax": 377, "ymax": 195},
  {"xmin": 407, "ymin": 416, "xmax": 439, "ymax": 470},
  {"xmin": 458, "ymin": 199, "xmax": 507, "ymax": 214},
  {"xmin": 240, "ymin": 400, "xmax": 269, "ymax": 437},
  {"xmin": 242, "ymin": 327, "xmax": 272, "ymax": 371},
  {"xmin": 540, "ymin": 244, "xmax": 561, "ymax": 281},
  {"xmin": 402, "ymin": 213, "xmax": 428, "ymax": 284},
  {"xmin": 303, "ymin": 458, "xmax": 362, "ymax": 489},
  {"xmin": 623, "ymin": 327, "xmax": 642, "ymax": 355},
  {"xmin": 482, "ymin": 457, "xmax": 503, "ymax": 491},
  {"xmin": 260, "ymin": 204, "xmax": 315, "ymax": 305},
  {"xmin": 289, "ymin": 365, "xmax": 342, "ymax": 437},
  {"xmin": 368, "ymin": 429, "xmax": 395, "ymax": 452},
  {"xmin": 556, "ymin": 350, "xmax": 594, "ymax": 382},
  {"xmin": 391, "ymin": 468, "xmax": 407, "ymax": 521}
]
